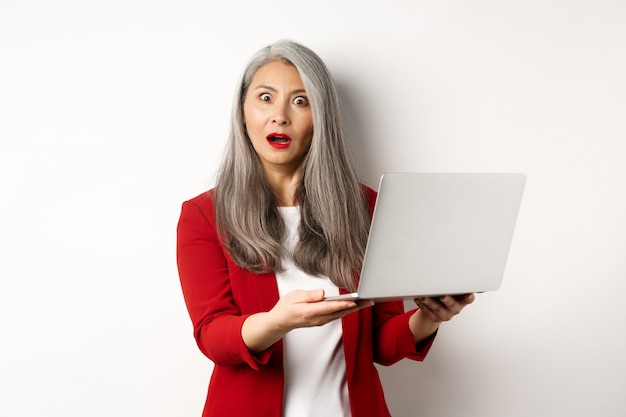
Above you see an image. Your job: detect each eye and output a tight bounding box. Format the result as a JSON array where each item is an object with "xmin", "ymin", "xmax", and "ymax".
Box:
[
  {"xmin": 293, "ymin": 96, "xmax": 308, "ymax": 106},
  {"xmin": 260, "ymin": 93, "xmax": 272, "ymax": 102}
]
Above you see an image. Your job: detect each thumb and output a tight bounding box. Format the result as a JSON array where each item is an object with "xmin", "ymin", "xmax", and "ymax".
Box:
[{"xmin": 307, "ymin": 288, "xmax": 325, "ymax": 301}]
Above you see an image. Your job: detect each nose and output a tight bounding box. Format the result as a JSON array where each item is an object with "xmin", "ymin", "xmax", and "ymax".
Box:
[
  {"xmin": 272, "ymin": 116, "xmax": 287, "ymax": 125},
  {"xmin": 272, "ymin": 102, "xmax": 290, "ymax": 125}
]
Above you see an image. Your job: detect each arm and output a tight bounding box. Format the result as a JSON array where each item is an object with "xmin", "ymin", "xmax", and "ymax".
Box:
[
  {"xmin": 369, "ymin": 294, "xmax": 474, "ymax": 365},
  {"xmin": 242, "ymin": 290, "xmax": 372, "ymax": 352},
  {"xmin": 177, "ymin": 196, "xmax": 263, "ymax": 367},
  {"xmin": 177, "ymin": 194, "xmax": 369, "ymax": 361},
  {"xmin": 370, "ymin": 301, "xmax": 433, "ymax": 365}
]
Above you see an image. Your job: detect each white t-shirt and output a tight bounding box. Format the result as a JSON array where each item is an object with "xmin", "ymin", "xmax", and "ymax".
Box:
[{"xmin": 275, "ymin": 206, "xmax": 351, "ymax": 417}]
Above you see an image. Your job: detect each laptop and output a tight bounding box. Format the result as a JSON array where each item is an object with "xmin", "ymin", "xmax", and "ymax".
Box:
[{"xmin": 326, "ymin": 172, "xmax": 526, "ymax": 301}]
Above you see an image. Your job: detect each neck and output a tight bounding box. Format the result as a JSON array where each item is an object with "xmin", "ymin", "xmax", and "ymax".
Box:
[{"xmin": 263, "ymin": 167, "xmax": 302, "ymax": 207}]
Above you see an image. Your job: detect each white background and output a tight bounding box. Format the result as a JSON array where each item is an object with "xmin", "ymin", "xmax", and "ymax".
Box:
[{"xmin": 1, "ymin": 1, "xmax": 625, "ymax": 416}]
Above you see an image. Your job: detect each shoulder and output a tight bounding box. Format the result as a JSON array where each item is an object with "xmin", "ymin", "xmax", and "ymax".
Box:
[
  {"xmin": 183, "ymin": 188, "xmax": 216, "ymax": 210},
  {"xmin": 179, "ymin": 188, "xmax": 217, "ymax": 226}
]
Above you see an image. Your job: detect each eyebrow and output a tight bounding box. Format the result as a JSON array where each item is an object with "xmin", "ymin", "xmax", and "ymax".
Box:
[{"xmin": 253, "ymin": 85, "xmax": 307, "ymax": 95}]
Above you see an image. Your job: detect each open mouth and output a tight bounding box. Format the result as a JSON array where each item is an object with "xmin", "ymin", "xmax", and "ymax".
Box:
[{"xmin": 266, "ymin": 133, "xmax": 292, "ymax": 148}]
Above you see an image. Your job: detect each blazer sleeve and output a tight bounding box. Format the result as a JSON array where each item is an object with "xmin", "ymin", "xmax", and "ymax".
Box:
[
  {"xmin": 176, "ymin": 194, "xmax": 274, "ymax": 369},
  {"xmin": 371, "ymin": 303, "xmax": 436, "ymax": 365}
]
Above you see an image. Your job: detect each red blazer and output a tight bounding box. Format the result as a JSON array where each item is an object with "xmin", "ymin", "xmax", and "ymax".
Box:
[{"xmin": 176, "ymin": 187, "xmax": 434, "ymax": 417}]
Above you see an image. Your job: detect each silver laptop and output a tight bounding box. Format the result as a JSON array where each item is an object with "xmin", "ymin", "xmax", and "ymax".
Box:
[{"xmin": 326, "ymin": 172, "xmax": 526, "ymax": 301}]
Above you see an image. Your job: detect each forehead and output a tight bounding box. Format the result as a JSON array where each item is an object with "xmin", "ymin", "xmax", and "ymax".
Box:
[{"xmin": 249, "ymin": 60, "xmax": 304, "ymax": 88}]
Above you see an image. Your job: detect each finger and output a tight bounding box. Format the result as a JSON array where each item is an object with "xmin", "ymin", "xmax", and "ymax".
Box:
[
  {"xmin": 315, "ymin": 299, "xmax": 374, "ymax": 325},
  {"xmin": 307, "ymin": 305, "xmax": 357, "ymax": 326},
  {"xmin": 438, "ymin": 295, "xmax": 455, "ymax": 307},
  {"xmin": 463, "ymin": 293, "xmax": 475, "ymax": 304},
  {"xmin": 415, "ymin": 296, "xmax": 445, "ymax": 311},
  {"xmin": 328, "ymin": 302, "xmax": 369, "ymax": 320},
  {"xmin": 347, "ymin": 299, "xmax": 375, "ymax": 313},
  {"xmin": 445, "ymin": 296, "xmax": 473, "ymax": 317},
  {"xmin": 438, "ymin": 296, "xmax": 463, "ymax": 313},
  {"xmin": 289, "ymin": 289, "xmax": 335, "ymax": 305},
  {"xmin": 414, "ymin": 298, "xmax": 445, "ymax": 322},
  {"xmin": 302, "ymin": 289, "xmax": 325, "ymax": 302},
  {"xmin": 308, "ymin": 298, "xmax": 358, "ymax": 316},
  {"xmin": 418, "ymin": 306, "xmax": 443, "ymax": 323},
  {"xmin": 419, "ymin": 297, "xmax": 460, "ymax": 321},
  {"xmin": 356, "ymin": 299, "xmax": 375, "ymax": 309}
]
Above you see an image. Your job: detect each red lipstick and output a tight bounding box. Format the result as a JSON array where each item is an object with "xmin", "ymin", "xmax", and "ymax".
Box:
[{"xmin": 266, "ymin": 132, "xmax": 292, "ymax": 149}]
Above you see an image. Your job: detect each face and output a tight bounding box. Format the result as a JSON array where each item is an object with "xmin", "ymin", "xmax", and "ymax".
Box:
[{"xmin": 243, "ymin": 60, "xmax": 313, "ymax": 176}]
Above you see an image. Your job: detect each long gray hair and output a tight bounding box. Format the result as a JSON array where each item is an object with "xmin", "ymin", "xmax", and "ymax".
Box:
[{"xmin": 214, "ymin": 40, "xmax": 370, "ymax": 292}]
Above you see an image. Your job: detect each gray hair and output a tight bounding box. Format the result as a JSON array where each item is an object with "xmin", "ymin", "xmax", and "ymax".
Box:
[{"xmin": 214, "ymin": 40, "xmax": 370, "ymax": 291}]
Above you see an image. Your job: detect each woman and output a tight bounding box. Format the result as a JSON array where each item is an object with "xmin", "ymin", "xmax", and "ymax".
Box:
[{"xmin": 177, "ymin": 40, "xmax": 474, "ymax": 417}]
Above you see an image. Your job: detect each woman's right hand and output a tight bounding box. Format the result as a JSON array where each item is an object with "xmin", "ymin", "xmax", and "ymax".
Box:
[
  {"xmin": 241, "ymin": 289, "xmax": 372, "ymax": 353},
  {"xmin": 270, "ymin": 289, "xmax": 371, "ymax": 330}
]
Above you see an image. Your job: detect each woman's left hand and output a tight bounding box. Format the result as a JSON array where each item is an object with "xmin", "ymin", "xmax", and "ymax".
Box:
[
  {"xmin": 409, "ymin": 294, "xmax": 475, "ymax": 343},
  {"xmin": 414, "ymin": 293, "xmax": 475, "ymax": 323}
]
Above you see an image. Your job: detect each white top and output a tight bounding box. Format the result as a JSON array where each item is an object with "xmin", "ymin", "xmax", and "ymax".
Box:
[{"xmin": 275, "ymin": 206, "xmax": 351, "ymax": 417}]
